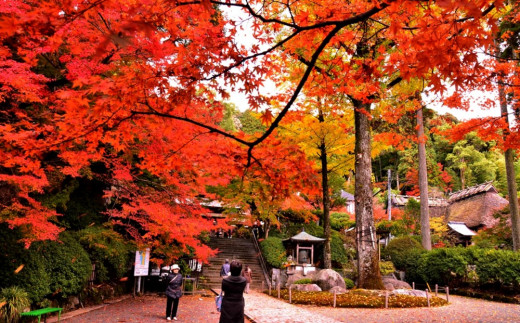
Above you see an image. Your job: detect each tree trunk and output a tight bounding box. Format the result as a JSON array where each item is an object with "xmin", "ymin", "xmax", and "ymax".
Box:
[
  {"xmin": 416, "ymin": 106, "xmax": 431, "ymax": 250},
  {"xmin": 498, "ymin": 74, "xmax": 520, "ymax": 250},
  {"xmin": 353, "ymin": 99, "xmax": 384, "ymax": 289},
  {"xmin": 264, "ymin": 218, "xmax": 270, "ymax": 240},
  {"xmin": 318, "ymin": 108, "xmax": 332, "ymax": 269}
]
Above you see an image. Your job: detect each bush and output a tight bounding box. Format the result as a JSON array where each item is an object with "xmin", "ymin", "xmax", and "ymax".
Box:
[
  {"xmin": 0, "ymin": 223, "xmax": 52, "ymax": 303},
  {"xmin": 379, "ymin": 261, "xmax": 396, "ymax": 276},
  {"xmin": 260, "ymin": 237, "xmax": 286, "ymax": 268},
  {"xmin": 376, "ymin": 220, "xmax": 408, "ymax": 236},
  {"xmin": 398, "ymin": 248, "xmax": 426, "ymax": 284},
  {"xmin": 418, "ymin": 247, "xmax": 470, "ymax": 286},
  {"xmin": 0, "ymin": 286, "xmax": 30, "ymax": 323},
  {"xmin": 330, "ymin": 213, "xmax": 354, "ymax": 231},
  {"xmin": 383, "ymin": 236, "xmax": 423, "ymax": 270},
  {"xmin": 344, "ymin": 278, "xmax": 355, "ymax": 289},
  {"xmin": 34, "ymin": 232, "xmax": 92, "ymax": 299},
  {"xmin": 407, "ymin": 247, "xmax": 520, "ymax": 290},
  {"xmin": 78, "ymin": 226, "xmax": 134, "ymax": 283},
  {"xmin": 293, "ymin": 278, "xmax": 313, "ymax": 285},
  {"xmin": 469, "ymin": 247, "xmax": 520, "ymax": 287}
]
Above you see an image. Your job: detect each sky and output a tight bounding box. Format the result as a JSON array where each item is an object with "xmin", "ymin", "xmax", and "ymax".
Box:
[{"xmin": 221, "ymin": 6, "xmax": 505, "ymax": 123}]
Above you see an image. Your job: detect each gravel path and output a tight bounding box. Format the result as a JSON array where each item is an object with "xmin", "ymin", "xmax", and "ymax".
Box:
[{"xmin": 47, "ymin": 291, "xmax": 520, "ymax": 323}]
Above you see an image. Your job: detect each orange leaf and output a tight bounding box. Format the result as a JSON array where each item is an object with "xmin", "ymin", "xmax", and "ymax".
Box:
[
  {"xmin": 260, "ymin": 109, "xmax": 274, "ymax": 125},
  {"xmin": 14, "ymin": 264, "xmax": 24, "ymax": 274}
]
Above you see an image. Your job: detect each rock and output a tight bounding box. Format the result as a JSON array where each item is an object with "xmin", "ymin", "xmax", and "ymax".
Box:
[
  {"xmin": 290, "ymin": 284, "xmax": 322, "ymax": 292},
  {"xmin": 392, "ymin": 289, "xmax": 427, "ymax": 297},
  {"xmin": 382, "ymin": 277, "xmax": 412, "ymax": 290},
  {"xmin": 314, "ymin": 269, "xmax": 346, "ymax": 291},
  {"xmin": 384, "ymin": 282, "xmax": 395, "ymax": 291},
  {"xmin": 286, "ymin": 273, "xmax": 305, "ymax": 286},
  {"xmin": 328, "ymin": 286, "xmax": 348, "ymax": 294}
]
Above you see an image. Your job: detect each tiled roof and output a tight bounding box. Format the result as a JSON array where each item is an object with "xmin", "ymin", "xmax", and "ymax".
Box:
[
  {"xmin": 448, "ymin": 181, "xmax": 497, "ymax": 202},
  {"xmin": 391, "ymin": 195, "xmax": 449, "ymax": 207},
  {"xmin": 283, "ymin": 230, "xmax": 325, "ymax": 242}
]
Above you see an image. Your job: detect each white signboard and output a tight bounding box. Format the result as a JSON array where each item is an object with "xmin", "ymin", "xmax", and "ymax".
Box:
[{"xmin": 134, "ymin": 248, "xmax": 150, "ymax": 276}]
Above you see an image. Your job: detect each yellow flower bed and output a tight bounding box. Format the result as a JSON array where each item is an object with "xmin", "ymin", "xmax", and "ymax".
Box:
[{"xmin": 265, "ymin": 289, "xmax": 448, "ymax": 308}]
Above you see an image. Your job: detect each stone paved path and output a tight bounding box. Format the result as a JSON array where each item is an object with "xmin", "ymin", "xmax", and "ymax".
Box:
[
  {"xmin": 243, "ymin": 291, "xmax": 343, "ymax": 323},
  {"xmin": 47, "ymin": 291, "xmax": 520, "ymax": 323}
]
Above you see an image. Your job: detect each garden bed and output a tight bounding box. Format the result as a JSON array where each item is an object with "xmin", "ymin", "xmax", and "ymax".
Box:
[{"xmin": 264, "ymin": 289, "xmax": 448, "ymax": 308}]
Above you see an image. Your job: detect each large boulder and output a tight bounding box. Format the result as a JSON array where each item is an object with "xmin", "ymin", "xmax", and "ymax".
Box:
[
  {"xmin": 286, "ymin": 271, "xmax": 317, "ymax": 287},
  {"xmin": 291, "ymin": 284, "xmax": 322, "ymax": 292},
  {"xmin": 314, "ymin": 269, "xmax": 346, "ymax": 291},
  {"xmin": 286, "ymin": 272, "xmax": 305, "ymax": 287},
  {"xmin": 382, "ymin": 277, "xmax": 412, "ymax": 291}
]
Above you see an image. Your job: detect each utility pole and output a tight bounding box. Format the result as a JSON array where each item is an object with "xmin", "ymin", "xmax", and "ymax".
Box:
[{"xmin": 387, "ymin": 169, "xmax": 392, "ymax": 221}]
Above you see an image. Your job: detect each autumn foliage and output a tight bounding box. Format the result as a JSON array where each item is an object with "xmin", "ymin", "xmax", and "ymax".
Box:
[{"xmin": 1, "ymin": 0, "xmax": 516, "ymax": 264}]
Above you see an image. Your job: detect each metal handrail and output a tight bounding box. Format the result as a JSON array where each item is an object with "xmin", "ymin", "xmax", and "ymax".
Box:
[{"xmin": 251, "ymin": 231, "xmax": 271, "ymax": 289}]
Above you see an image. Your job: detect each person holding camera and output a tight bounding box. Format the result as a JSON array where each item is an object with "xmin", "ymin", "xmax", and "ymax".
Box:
[{"xmin": 165, "ymin": 264, "xmax": 183, "ymax": 321}]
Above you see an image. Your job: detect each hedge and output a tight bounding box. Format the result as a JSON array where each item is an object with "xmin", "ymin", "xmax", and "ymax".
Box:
[
  {"xmin": 35, "ymin": 232, "xmax": 92, "ymax": 299},
  {"xmin": 78, "ymin": 226, "xmax": 134, "ymax": 283},
  {"xmin": 411, "ymin": 247, "xmax": 520, "ymax": 289},
  {"xmin": 260, "ymin": 237, "xmax": 286, "ymax": 268}
]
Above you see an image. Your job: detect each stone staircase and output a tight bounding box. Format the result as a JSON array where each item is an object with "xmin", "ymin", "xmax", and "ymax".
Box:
[{"xmin": 201, "ymin": 237, "xmax": 267, "ymax": 290}]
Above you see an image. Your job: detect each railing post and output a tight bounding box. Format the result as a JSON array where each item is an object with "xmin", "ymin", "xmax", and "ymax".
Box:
[
  {"xmin": 426, "ymin": 289, "xmax": 430, "ymax": 307},
  {"xmin": 446, "ymin": 287, "xmax": 449, "ymax": 302},
  {"xmin": 289, "ymin": 285, "xmax": 292, "ymax": 304},
  {"xmin": 435, "ymin": 284, "xmax": 438, "ymax": 297},
  {"xmin": 412, "ymin": 282, "xmax": 415, "ymax": 290},
  {"xmin": 385, "ymin": 291, "xmax": 389, "ymax": 308},
  {"xmin": 333, "ymin": 290, "xmax": 337, "ymax": 308}
]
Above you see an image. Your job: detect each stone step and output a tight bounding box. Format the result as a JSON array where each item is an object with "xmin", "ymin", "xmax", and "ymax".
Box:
[{"xmin": 202, "ymin": 237, "xmax": 268, "ymax": 291}]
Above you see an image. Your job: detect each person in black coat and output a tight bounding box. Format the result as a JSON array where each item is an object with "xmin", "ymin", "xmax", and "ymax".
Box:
[
  {"xmin": 219, "ymin": 260, "xmax": 247, "ymax": 323},
  {"xmin": 165, "ymin": 264, "xmax": 183, "ymax": 321}
]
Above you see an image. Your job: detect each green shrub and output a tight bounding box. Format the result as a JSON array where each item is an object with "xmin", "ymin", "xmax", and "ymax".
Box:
[
  {"xmin": 376, "ymin": 220, "xmax": 408, "ymax": 236},
  {"xmin": 260, "ymin": 237, "xmax": 286, "ymax": 268},
  {"xmin": 330, "ymin": 231, "xmax": 350, "ymax": 265},
  {"xmin": 330, "ymin": 213, "xmax": 354, "ymax": 231},
  {"xmin": 78, "ymin": 226, "xmax": 134, "ymax": 283},
  {"xmin": 344, "ymin": 278, "xmax": 355, "ymax": 289},
  {"xmin": 293, "ymin": 278, "xmax": 313, "ymax": 285},
  {"xmin": 398, "ymin": 248, "xmax": 426, "ymax": 284},
  {"xmin": 382, "ymin": 236, "xmax": 423, "ymax": 270},
  {"xmin": 469, "ymin": 247, "xmax": 520, "ymax": 287},
  {"xmin": 34, "ymin": 232, "xmax": 92, "ymax": 299},
  {"xmin": 0, "ymin": 286, "xmax": 30, "ymax": 323},
  {"xmin": 379, "ymin": 261, "xmax": 396, "ymax": 276},
  {"xmin": 0, "ymin": 223, "xmax": 52, "ymax": 303},
  {"xmin": 418, "ymin": 247, "xmax": 470, "ymax": 286}
]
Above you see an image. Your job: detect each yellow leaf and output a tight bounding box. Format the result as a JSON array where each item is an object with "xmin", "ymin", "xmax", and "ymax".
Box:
[{"xmin": 14, "ymin": 264, "xmax": 24, "ymax": 274}]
